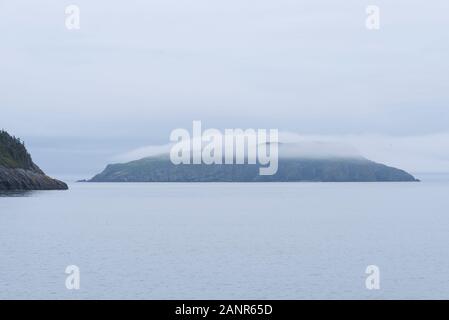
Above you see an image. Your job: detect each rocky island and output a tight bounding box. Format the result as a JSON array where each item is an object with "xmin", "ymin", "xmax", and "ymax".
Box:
[
  {"xmin": 0, "ymin": 130, "xmax": 68, "ymax": 191},
  {"xmin": 88, "ymin": 147, "xmax": 418, "ymax": 182}
]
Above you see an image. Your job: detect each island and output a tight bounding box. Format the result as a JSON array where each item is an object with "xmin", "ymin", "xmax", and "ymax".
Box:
[
  {"xmin": 0, "ymin": 130, "xmax": 68, "ymax": 191},
  {"xmin": 88, "ymin": 151, "xmax": 419, "ymax": 182}
]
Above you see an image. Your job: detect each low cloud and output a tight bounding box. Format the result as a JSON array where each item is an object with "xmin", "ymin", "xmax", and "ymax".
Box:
[{"xmin": 113, "ymin": 131, "xmax": 449, "ymax": 173}]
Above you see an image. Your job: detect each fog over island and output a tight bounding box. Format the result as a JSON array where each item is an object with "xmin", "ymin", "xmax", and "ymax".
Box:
[
  {"xmin": 1, "ymin": 0, "xmax": 448, "ymax": 179},
  {"xmin": 87, "ymin": 125, "xmax": 418, "ymax": 183},
  {"xmin": 2, "ymin": 0, "xmax": 449, "ymax": 301}
]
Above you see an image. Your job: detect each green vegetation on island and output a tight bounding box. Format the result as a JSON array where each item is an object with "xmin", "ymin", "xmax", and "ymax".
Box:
[
  {"xmin": 89, "ymin": 154, "xmax": 419, "ymax": 182},
  {"xmin": 0, "ymin": 130, "xmax": 68, "ymax": 191},
  {"xmin": 0, "ymin": 130, "xmax": 35, "ymax": 170}
]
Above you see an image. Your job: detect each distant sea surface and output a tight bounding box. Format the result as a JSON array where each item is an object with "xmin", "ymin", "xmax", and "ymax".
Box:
[{"xmin": 1, "ymin": 174, "xmax": 449, "ymax": 299}]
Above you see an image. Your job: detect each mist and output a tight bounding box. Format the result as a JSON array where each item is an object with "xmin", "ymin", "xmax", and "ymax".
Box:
[{"xmin": 1, "ymin": 0, "xmax": 448, "ymax": 177}]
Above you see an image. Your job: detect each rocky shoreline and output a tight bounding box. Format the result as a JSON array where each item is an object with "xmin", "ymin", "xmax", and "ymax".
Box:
[
  {"xmin": 0, "ymin": 130, "xmax": 68, "ymax": 191},
  {"xmin": 0, "ymin": 165, "xmax": 68, "ymax": 191}
]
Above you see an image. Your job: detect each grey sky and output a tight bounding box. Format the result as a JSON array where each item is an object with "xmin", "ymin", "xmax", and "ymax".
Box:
[{"xmin": 1, "ymin": 0, "xmax": 448, "ymax": 177}]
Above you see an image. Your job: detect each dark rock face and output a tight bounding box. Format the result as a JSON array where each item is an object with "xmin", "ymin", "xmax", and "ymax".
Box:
[
  {"xmin": 89, "ymin": 155, "xmax": 418, "ymax": 182},
  {"xmin": 0, "ymin": 166, "xmax": 68, "ymax": 190},
  {"xmin": 0, "ymin": 130, "xmax": 68, "ymax": 191}
]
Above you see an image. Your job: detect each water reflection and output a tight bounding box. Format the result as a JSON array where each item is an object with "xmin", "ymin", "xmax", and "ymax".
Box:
[{"xmin": 0, "ymin": 190, "xmax": 35, "ymax": 197}]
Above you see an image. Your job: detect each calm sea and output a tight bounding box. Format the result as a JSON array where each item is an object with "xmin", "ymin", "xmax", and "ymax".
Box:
[{"xmin": 1, "ymin": 175, "xmax": 449, "ymax": 299}]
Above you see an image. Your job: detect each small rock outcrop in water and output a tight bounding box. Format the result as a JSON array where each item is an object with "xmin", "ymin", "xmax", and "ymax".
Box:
[
  {"xmin": 88, "ymin": 153, "xmax": 419, "ymax": 182},
  {"xmin": 0, "ymin": 130, "xmax": 68, "ymax": 191}
]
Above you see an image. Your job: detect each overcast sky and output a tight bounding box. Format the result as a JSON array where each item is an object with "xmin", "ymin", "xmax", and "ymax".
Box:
[{"xmin": 1, "ymin": 0, "xmax": 448, "ymax": 178}]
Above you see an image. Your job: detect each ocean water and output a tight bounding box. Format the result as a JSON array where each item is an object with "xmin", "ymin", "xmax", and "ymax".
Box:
[{"xmin": 1, "ymin": 177, "xmax": 449, "ymax": 299}]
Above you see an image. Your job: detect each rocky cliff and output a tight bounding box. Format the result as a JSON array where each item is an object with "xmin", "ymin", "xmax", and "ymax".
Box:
[{"xmin": 0, "ymin": 130, "xmax": 68, "ymax": 191}]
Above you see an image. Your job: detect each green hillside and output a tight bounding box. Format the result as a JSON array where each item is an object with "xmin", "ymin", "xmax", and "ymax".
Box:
[
  {"xmin": 89, "ymin": 154, "xmax": 419, "ymax": 182},
  {"xmin": 0, "ymin": 130, "xmax": 34, "ymax": 169}
]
